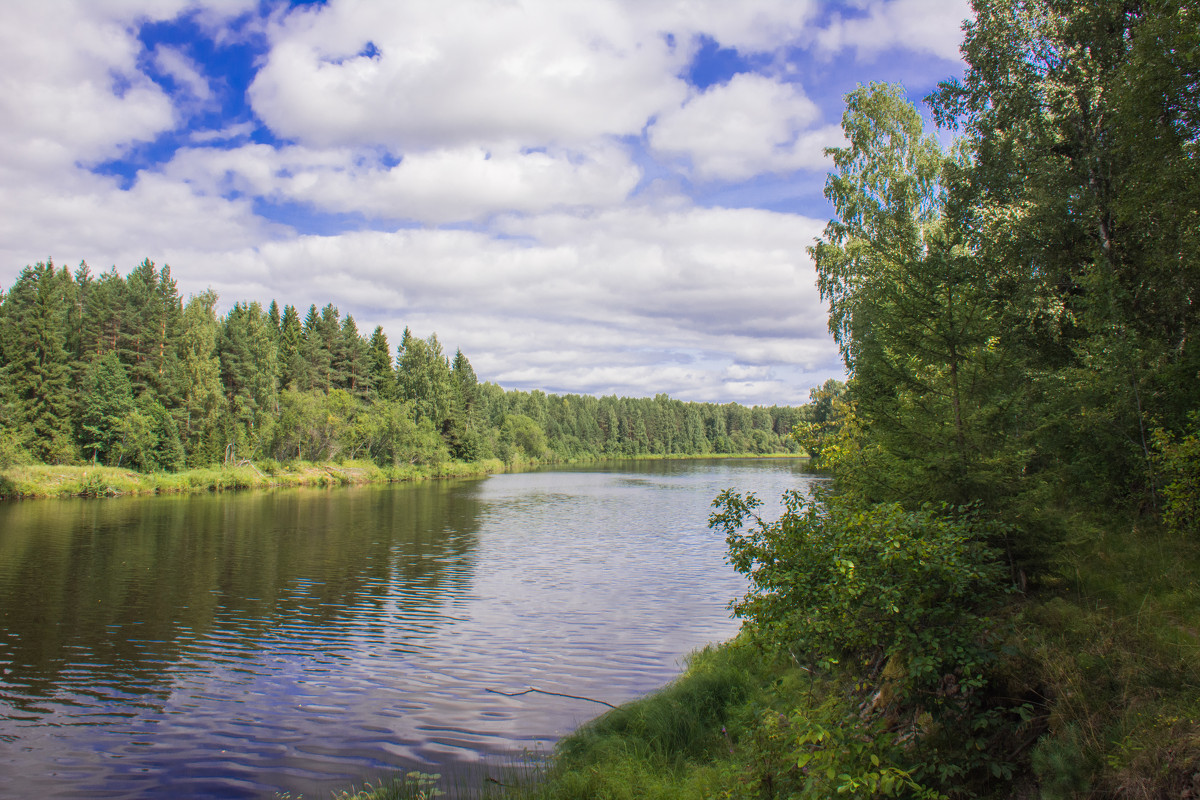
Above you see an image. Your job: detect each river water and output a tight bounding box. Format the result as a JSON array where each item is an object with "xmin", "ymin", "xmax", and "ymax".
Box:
[{"xmin": 0, "ymin": 459, "xmax": 817, "ymax": 799}]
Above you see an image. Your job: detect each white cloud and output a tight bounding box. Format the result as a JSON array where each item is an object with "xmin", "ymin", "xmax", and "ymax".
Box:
[
  {"xmin": 0, "ymin": 7, "xmax": 175, "ymax": 170},
  {"xmin": 248, "ymin": 0, "xmax": 691, "ymax": 150},
  {"xmin": 146, "ymin": 203, "xmax": 841, "ymax": 403},
  {"xmin": 0, "ymin": 1, "xmax": 276, "ymax": 277},
  {"xmin": 190, "ymin": 121, "xmax": 256, "ymax": 143},
  {"xmin": 0, "ymin": 163, "xmax": 274, "ymax": 281},
  {"xmin": 164, "ymin": 141, "xmax": 642, "ymax": 222},
  {"xmin": 627, "ymin": 0, "xmax": 821, "ymax": 54},
  {"xmin": 648, "ymin": 73, "xmax": 845, "ymax": 180},
  {"xmin": 153, "ymin": 45, "xmax": 214, "ymax": 104},
  {"xmin": 815, "ymin": 0, "xmax": 970, "ymax": 62}
]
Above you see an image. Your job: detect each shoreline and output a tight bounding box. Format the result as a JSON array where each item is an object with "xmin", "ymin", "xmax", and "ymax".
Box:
[{"xmin": 0, "ymin": 452, "xmax": 809, "ymax": 501}]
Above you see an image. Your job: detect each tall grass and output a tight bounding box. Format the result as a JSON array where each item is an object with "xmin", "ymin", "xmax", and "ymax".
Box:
[
  {"xmin": 336, "ymin": 642, "xmax": 771, "ymax": 800},
  {"xmin": 1018, "ymin": 514, "xmax": 1200, "ymax": 797},
  {"xmin": 0, "ymin": 459, "xmax": 506, "ymax": 500}
]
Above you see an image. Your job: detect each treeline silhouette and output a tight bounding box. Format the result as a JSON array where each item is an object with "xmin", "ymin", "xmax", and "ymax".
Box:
[{"xmin": 0, "ymin": 259, "xmax": 803, "ymax": 471}]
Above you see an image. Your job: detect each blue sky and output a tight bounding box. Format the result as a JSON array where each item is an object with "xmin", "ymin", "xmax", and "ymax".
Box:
[{"xmin": 0, "ymin": 0, "xmax": 970, "ymax": 405}]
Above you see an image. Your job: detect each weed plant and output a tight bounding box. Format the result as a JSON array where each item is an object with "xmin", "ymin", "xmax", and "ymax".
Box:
[{"xmin": 1019, "ymin": 516, "xmax": 1200, "ymax": 797}]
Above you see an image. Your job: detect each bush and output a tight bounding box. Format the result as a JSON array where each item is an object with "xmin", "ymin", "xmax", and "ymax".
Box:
[
  {"xmin": 0, "ymin": 426, "xmax": 30, "ymax": 468},
  {"xmin": 710, "ymin": 490, "xmax": 1018, "ymax": 793},
  {"xmin": 711, "ymin": 491, "xmax": 1006, "ymax": 675},
  {"xmin": 1154, "ymin": 413, "xmax": 1200, "ymax": 536}
]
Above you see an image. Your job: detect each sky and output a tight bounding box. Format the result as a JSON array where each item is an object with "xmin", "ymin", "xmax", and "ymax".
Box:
[{"xmin": 0, "ymin": 0, "xmax": 971, "ymax": 406}]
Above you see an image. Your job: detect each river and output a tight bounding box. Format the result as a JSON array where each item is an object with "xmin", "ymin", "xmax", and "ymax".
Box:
[{"xmin": 0, "ymin": 459, "xmax": 818, "ymax": 799}]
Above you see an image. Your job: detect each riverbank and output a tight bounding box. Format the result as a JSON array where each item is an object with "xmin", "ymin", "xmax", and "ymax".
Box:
[
  {"xmin": 337, "ymin": 509, "xmax": 1200, "ymax": 800},
  {"xmin": 0, "ymin": 452, "xmax": 808, "ymax": 500},
  {"xmin": 0, "ymin": 459, "xmax": 505, "ymax": 500}
]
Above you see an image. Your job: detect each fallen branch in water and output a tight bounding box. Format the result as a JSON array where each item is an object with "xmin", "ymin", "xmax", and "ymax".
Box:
[{"xmin": 486, "ymin": 686, "xmax": 617, "ymax": 708}]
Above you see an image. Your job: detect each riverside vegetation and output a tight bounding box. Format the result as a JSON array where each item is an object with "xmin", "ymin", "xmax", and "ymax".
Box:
[{"xmin": 341, "ymin": 0, "xmax": 1200, "ymax": 797}]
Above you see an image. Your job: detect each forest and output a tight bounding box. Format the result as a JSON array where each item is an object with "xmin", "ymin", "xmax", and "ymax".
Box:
[{"xmin": 0, "ymin": 259, "xmax": 801, "ymax": 475}]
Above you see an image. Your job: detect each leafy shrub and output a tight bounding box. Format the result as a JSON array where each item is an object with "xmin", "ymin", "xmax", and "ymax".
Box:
[
  {"xmin": 710, "ymin": 491, "xmax": 1005, "ymax": 674},
  {"xmin": 710, "ymin": 490, "xmax": 1017, "ymax": 794},
  {"xmin": 1153, "ymin": 413, "xmax": 1200, "ymax": 535},
  {"xmin": 0, "ymin": 426, "xmax": 30, "ymax": 468}
]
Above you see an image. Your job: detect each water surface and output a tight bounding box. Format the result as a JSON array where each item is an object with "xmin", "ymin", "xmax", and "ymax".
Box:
[{"xmin": 0, "ymin": 459, "xmax": 816, "ymax": 798}]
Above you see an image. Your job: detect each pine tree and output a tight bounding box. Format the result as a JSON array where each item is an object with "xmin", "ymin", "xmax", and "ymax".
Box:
[
  {"xmin": 300, "ymin": 304, "xmax": 330, "ymax": 391},
  {"xmin": 319, "ymin": 303, "xmax": 343, "ymax": 390},
  {"xmin": 82, "ymin": 267, "xmax": 126, "ymax": 359},
  {"xmin": 367, "ymin": 325, "xmax": 395, "ymax": 400},
  {"xmin": 397, "ymin": 329, "xmax": 455, "ymax": 431},
  {"xmin": 219, "ymin": 301, "xmax": 279, "ymax": 458},
  {"xmin": 77, "ymin": 350, "xmax": 133, "ymax": 464},
  {"xmin": 335, "ymin": 315, "xmax": 371, "ymax": 396},
  {"xmin": 446, "ymin": 348, "xmax": 485, "ymax": 459},
  {"xmin": 121, "ymin": 259, "xmax": 183, "ymax": 402},
  {"xmin": 278, "ymin": 304, "xmax": 305, "ymax": 390},
  {"xmin": 1, "ymin": 262, "xmax": 76, "ymax": 463}
]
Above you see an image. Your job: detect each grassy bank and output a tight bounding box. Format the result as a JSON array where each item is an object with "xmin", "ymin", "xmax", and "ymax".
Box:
[
  {"xmin": 336, "ymin": 511, "xmax": 1200, "ymax": 800},
  {"xmin": 0, "ymin": 458, "xmax": 506, "ymax": 500},
  {"xmin": 0, "ymin": 453, "xmax": 807, "ymax": 501}
]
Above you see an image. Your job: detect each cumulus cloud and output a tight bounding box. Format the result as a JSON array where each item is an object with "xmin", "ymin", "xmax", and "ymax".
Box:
[
  {"xmin": 648, "ymin": 73, "xmax": 845, "ymax": 180},
  {"xmin": 248, "ymin": 0, "xmax": 690, "ymax": 150},
  {"xmin": 0, "ymin": 6, "xmax": 175, "ymax": 170},
  {"xmin": 814, "ymin": 0, "xmax": 971, "ymax": 62},
  {"xmin": 165, "ymin": 141, "xmax": 642, "ymax": 222},
  {"xmin": 152, "ymin": 204, "xmax": 840, "ymax": 403},
  {"xmin": 630, "ymin": 0, "xmax": 821, "ymax": 53},
  {"xmin": 0, "ymin": 1, "xmax": 272, "ymax": 275},
  {"xmin": 153, "ymin": 45, "xmax": 214, "ymax": 104}
]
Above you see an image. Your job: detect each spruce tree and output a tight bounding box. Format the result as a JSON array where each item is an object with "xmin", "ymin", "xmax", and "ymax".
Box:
[
  {"xmin": 77, "ymin": 350, "xmax": 133, "ymax": 464},
  {"xmin": 335, "ymin": 315, "xmax": 371, "ymax": 396},
  {"xmin": 300, "ymin": 304, "xmax": 330, "ymax": 391},
  {"xmin": 1, "ymin": 262, "xmax": 76, "ymax": 463},
  {"xmin": 367, "ymin": 325, "xmax": 395, "ymax": 400},
  {"xmin": 278, "ymin": 304, "xmax": 305, "ymax": 390}
]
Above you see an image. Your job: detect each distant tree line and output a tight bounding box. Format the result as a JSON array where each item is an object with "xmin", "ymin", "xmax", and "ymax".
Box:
[{"xmin": 0, "ymin": 259, "xmax": 803, "ymax": 471}]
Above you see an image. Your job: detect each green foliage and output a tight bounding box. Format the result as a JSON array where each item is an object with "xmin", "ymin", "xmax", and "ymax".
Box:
[
  {"xmin": 499, "ymin": 414, "xmax": 549, "ymax": 463},
  {"xmin": 748, "ymin": 699, "xmax": 943, "ymax": 799},
  {"xmin": 1, "ymin": 262, "xmax": 76, "ymax": 463},
  {"xmin": 927, "ymin": 0, "xmax": 1200, "ymax": 511},
  {"xmin": 334, "ymin": 771, "xmax": 444, "ymax": 800},
  {"xmin": 813, "ymin": 84, "xmax": 1025, "ymax": 509},
  {"xmin": 712, "ymin": 491, "xmax": 1005, "ymax": 670},
  {"xmin": 0, "ymin": 427, "xmax": 30, "ymax": 469},
  {"xmin": 1153, "ymin": 414, "xmax": 1200, "ymax": 536},
  {"xmin": 711, "ymin": 490, "xmax": 1023, "ymax": 794},
  {"xmin": 1029, "ymin": 724, "xmax": 1093, "ymax": 800},
  {"xmin": 112, "ymin": 396, "xmax": 183, "ymax": 472},
  {"xmin": 178, "ymin": 290, "xmax": 225, "ymax": 465},
  {"xmin": 77, "ymin": 350, "xmax": 133, "ymax": 464}
]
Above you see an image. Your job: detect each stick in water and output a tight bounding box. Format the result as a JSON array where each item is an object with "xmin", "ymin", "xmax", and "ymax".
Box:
[{"xmin": 486, "ymin": 687, "xmax": 617, "ymax": 708}]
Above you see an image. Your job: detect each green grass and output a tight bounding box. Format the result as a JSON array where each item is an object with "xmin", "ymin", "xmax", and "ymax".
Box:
[
  {"xmin": 0, "ymin": 458, "xmax": 507, "ymax": 499},
  {"xmin": 340, "ymin": 641, "xmax": 793, "ymax": 800},
  {"xmin": 0, "ymin": 453, "xmax": 805, "ymax": 501},
  {"xmin": 1015, "ymin": 515, "xmax": 1200, "ymax": 798}
]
